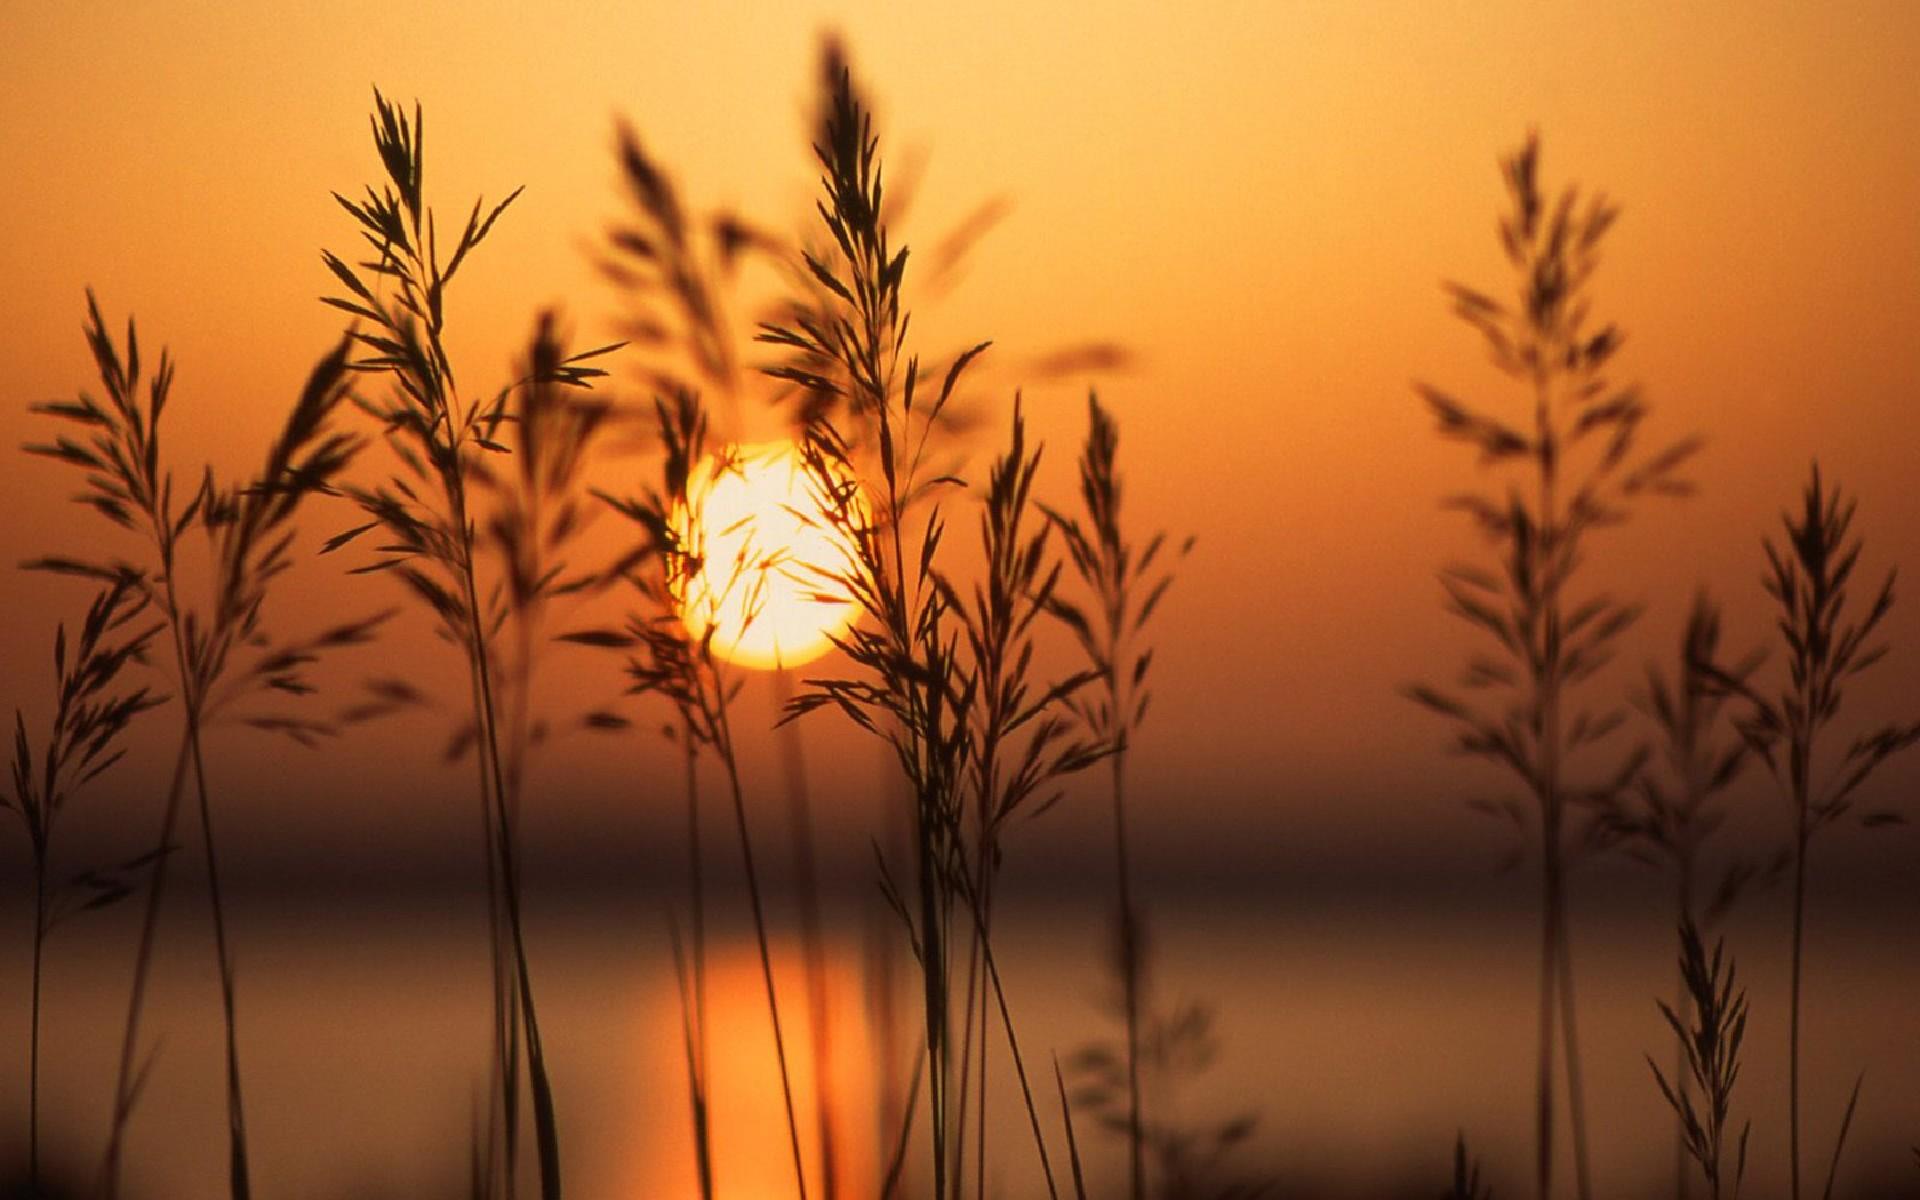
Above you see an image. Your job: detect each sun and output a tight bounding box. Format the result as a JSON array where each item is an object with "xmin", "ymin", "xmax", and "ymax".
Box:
[{"xmin": 673, "ymin": 441, "xmax": 863, "ymax": 670}]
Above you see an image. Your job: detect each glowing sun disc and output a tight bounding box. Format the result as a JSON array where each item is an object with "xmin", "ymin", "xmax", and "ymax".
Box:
[{"xmin": 674, "ymin": 441, "xmax": 862, "ymax": 670}]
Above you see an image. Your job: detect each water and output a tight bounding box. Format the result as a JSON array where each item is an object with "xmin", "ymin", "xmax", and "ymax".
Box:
[{"xmin": 2, "ymin": 886, "xmax": 1915, "ymax": 1198}]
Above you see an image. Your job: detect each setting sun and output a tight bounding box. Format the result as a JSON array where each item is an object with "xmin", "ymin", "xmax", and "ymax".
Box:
[{"xmin": 674, "ymin": 441, "xmax": 862, "ymax": 670}]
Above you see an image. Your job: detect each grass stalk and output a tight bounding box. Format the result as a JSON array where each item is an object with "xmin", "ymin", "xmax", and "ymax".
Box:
[
  {"xmin": 776, "ymin": 667, "xmax": 841, "ymax": 1200},
  {"xmin": 101, "ymin": 735, "xmax": 192, "ymax": 1200},
  {"xmin": 1043, "ymin": 392, "xmax": 1190, "ymax": 1200},
  {"xmin": 323, "ymin": 97, "xmax": 620, "ymax": 1199},
  {"xmin": 1692, "ymin": 466, "xmax": 1920, "ymax": 1200},
  {"xmin": 4, "ymin": 578, "xmax": 162, "ymax": 1195},
  {"xmin": 1407, "ymin": 133, "xmax": 1697, "ymax": 1200},
  {"xmin": 581, "ymin": 393, "xmax": 809, "ymax": 1200},
  {"xmin": 30, "ymin": 296, "xmax": 364, "ymax": 1200}
]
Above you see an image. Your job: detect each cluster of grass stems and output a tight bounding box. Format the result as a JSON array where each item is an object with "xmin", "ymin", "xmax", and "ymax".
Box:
[
  {"xmin": 1411, "ymin": 136, "xmax": 1918, "ymax": 1200},
  {"xmin": 9, "ymin": 39, "xmax": 1920, "ymax": 1200}
]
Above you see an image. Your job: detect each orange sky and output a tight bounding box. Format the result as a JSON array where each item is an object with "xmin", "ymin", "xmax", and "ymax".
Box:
[{"xmin": 4, "ymin": 2, "xmax": 1920, "ymax": 873}]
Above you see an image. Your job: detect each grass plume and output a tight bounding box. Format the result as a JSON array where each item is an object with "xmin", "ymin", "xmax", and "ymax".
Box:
[
  {"xmin": 322, "ymin": 90, "xmax": 613, "ymax": 1200},
  {"xmin": 1043, "ymin": 390, "xmax": 1192, "ymax": 1200},
  {"xmin": 28, "ymin": 294, "xmax": 369, "ymax": 1200},
  {"xmin": 1691, "ymin": 465, "xmax": 1920, "ymax": 1200},
  {"xmin": 1406, "ymin": 132, "xmax": 1699, "ymax": 1200},
  {"xmin": 3, "ymin": 577, "xmax": 164, "ymax": 1190},
  {"xmin": 1646, "ymin": 918, "xmax": 1750, "ymax": 1200}
]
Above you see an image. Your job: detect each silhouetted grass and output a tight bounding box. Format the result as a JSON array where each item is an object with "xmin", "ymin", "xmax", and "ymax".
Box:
[
  {"xmin": 3, "ymin": 576, "xmax": 163, "ymax": 1190},
  {"xmin": 1647, "ymin": 918, "xmax": 1750, "ymax": 1200},
  {"xmin": 574, "ymin": 390, "xmax": 812, "ymax": 1200},
  {"xmin": 1044, "ymin": 391, "xmax": 1191, "ymax": 1200},
  {"xmin": 1600, "ymin": 592, "xmax": 1769, "ymax": 1199},
  {"xmin": 579, "ymin": 113, "xmax": 812, "ymax": 1200},
  {"xmin": 1446, "ymin": 1134, "xmax": 1493, "ymax": 1200},
  {"xmin": 1406, "ymin": 133, "xmax": 1699, "ymax": 1200},
  {"xmin": 27, "ymin": 295, "xmax": 371, "ymax": 1200},
  {"xmin": 768, "ymin": 41, "xmax": 1106, "ymax": 1200},
  {"xmin": 1692, "ymin": 465, "xmax": 1920, "ymax": 1200},
  {"xmin": 321, "ymin": 91, "xmax": 613, "ymax": 1200},
  {"xmin": 1066, "ymin": 919, "xmax": 1269, "ymax": 1200}
]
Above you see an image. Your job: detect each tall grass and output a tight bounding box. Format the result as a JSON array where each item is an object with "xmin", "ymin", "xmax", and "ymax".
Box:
[
  {"xmin": 1042, "ymin": 391, "xmax": 1190, "ymax": 1200},
  {"xmin": 1647, "ymin": 917, "xmax": 1750, "ymax": 1200},
  {"xmin": 1599, "ymin": 593, "xmax": 1767, "ymax": 1200},
  {"xmin": 1692, "ymin": 465, "xmax": 1920, "ymax": 1200},
  {"xmin": 579, "ymin": 115, "xmax": 811, "ymax": 1200},
  {"xmin": 3, "ymin": 576, "xmax": 163, "ymax": 1190},
  {"xmin": 321, "ymin": 91, "xmax": 614, "ymax": 1200},
  {"xmin": 1406, "ymin": 133, "xmax": 1699, "ymax": 1200},
  {"xmin": 576, "ymin": 392, "xmax": 813, "ymax": 1200},
  {"xmin": 1447, "ymin": 1134, "xmax": 1494, "ymax": 1200},
  {"xmin": 768, "ymin": 43, "xmax": 1101, "ymax": 1200},
  {"xmin": 27, "ymin": 296, "xmax": 371, "ymax": 1200}
]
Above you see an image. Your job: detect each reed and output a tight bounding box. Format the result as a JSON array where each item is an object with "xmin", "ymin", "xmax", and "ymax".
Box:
[
  {"xmin": 942, "ymin": 398, "xmax": 1109, "ymax": 1200},
  {"xmin": 1646, "ymin": 918, "xmax": 1750, "ymax": 1200},
  {"xmin": 1065, "ymin": 922, "xmax": 1267, "ymax": 1200},
  {"xmin": 767, "ymin": 42, "xmax": 1100, "ymax": 1200},
  {"xmin": 321, "ymin": 91, "xmax": 614, "ymax": 1200},
  {"xmin": 27, "ymin": 295, "xmax": 372, "ymax": 1200},
  {"xmin": 573, "ymin": 389, "xmax": 812, "ymax": 1200},
  {"xmin": 1691, "ymin": 465, "xmax": 1920, "ymax": 1200},
  {"xmin": 3, "ymin": 576, "xmax": 164, "ymax": 1191},
  {"xmin": 1405, "ymin": 133, "xmax": 1699, "ymax": 1200},
  {"xmin": 581, "ymin": 115, "xmax": 809, "ymax": 1200},
  {"xmin": 1447, "ymin": 1133, "xmax": 1494, "ymax": 1200},
  {"xmin": 1597, "ymin": 592, "xmax": 1768, "ymax": 1200},
  {"xmin": 1042, "ymin": 391, "xmax": 1190, "ymax": 1200}
]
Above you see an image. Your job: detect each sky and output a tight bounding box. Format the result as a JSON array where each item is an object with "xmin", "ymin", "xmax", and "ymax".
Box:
[{"xmin": 3, "ymin": 1, "xmax": 1920, "ymax": 886}]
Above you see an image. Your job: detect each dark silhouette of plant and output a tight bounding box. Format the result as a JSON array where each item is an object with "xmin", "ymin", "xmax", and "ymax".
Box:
[
  {"xmin": 27, "ymin": 295, "xmax": 371, "ymax": 1200},
  {"xmin": 1044, "ymin": 391, "xmax": 1191, "ymax": 1200},
  {"xmin": 320, "ymin": 92, "xmax": 613, "ymax": 1200},
  {"xmin": 1445, "ymin": 1134, "xmax": 1493, "ymax": 1200},
  {"xmin": 941, "ymin": 399, "xmax": 1108, "ymax": 1200},
  {"xmin": 767, "ymin": 43, "xmax": 1092, "ymax": 1200},
  {"xmin": 3, "ymin": 576, "xmax": 164, "ymax": 1190},
  {"xmin": 1647, "ymin": 918, "xmax": 1750, "ymax": 1200},
  {"xmin": 1405, "ymin": 133, "xmax": 1699, "ymax": 1200},
  {"xmin": 766, "ymin": 47, "xmax": 977, "ymax": 1200},
  {"xmin": 567, "ymin": 388, "xmax": 809, "ymax": 1200},
  {"xmin": 581, "ymin": 116, "xmax": 807, "ymax": 1200},
  {"xmin": 1596, "ymin": 592, "xmax": 1771, "ymax": 1200},
  {"xmin": 1067, "ymin": 920, "xmax": 1268, "ymax": 1200},
  {"xmin": 1691, "ymin": 465, "xmax": 1919, "ymax": 1200}
]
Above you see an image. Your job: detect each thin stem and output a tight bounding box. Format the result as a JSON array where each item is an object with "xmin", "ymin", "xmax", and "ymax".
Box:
[
  {"xmin": 471, "ymin": 659, "xmax": 514, "ymax": 1200},
  {"xmin": 712, "ymin": 697, "xmax": 810, "ymax": 1200},
  {"xmin": 681, "ymin": 730, "xmax": 713, "ymax": 1200},
  {"xmin": 102, "ymin": 734, "xmax": 194, "ymax": 1200},
  {"xmin": 1788, "ymin": 816, "xmax": 1808, "ymax": 1200},
  {"xmin": 916, "ymin": 791, "xmax": 949, "ymax": 1200},
  {"xmin": 1111, "ymin": 748, "xmax": 1145, "ymax": 1200},
  {"xmin": 952, "ymin": 859, "xmax": 1058, "ymax": 1200},
  {"xmin": 778, "ymin": 668, "xmax": 840, "ymax": 1200},
  {"xmin": 974, "ymin": 871, "xmax": 993, "ymax": 1200},
  {"xmin": 464, "ymin": 549, "xmax": 559, "ymax": 1200},
  {"xmin": 1536, "ymin": 821, "xmax": 1558, "ymax": 1200},
  {"xmin": 1555, "ymin": 898, "xmax": 1593, "ymax": 1200},
  {"xmin": 30, "ymin": 856, "xmax": 46, "ymax": 1189},
  {"xmin": 1675, "ymin": 866, "xmax": 1695, "ymax": 1200},
  {"xmin": 185, "ymin": 718, "xmax": 251, "ymax": 1200}
]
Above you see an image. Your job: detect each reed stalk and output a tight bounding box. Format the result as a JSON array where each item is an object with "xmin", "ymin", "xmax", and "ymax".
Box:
[
  {"xmin": 1692, "ymin": 466, "xmax": 1920, "ymax": 1200},
  {"xmin": 29, "ymin": 294, "xmax": 369, "ymax": 1200},
  {"xmin": 322, "ymin": 93, "xmax": 615, "ymax": 1200},
  {"xmin": 1406, "ymin": 133, "xmax": 1699, "ymax": 1200},
  {"xmin": 3, "ymin": 578, "xmax": 163, "ymax": 1192}
]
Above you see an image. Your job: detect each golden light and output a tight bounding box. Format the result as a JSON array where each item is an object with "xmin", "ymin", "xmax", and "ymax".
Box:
[{"xmin": 674, "ymin": 441, "xmax": 863, "ymax": 670}]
